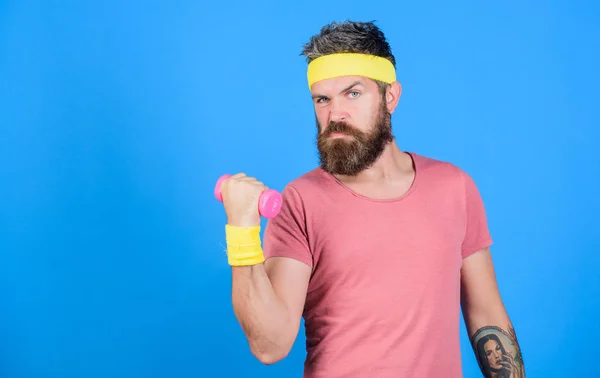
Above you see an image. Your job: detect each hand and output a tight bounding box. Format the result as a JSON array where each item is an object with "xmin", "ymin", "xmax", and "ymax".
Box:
[
  {"xmin": 500, "ymin": 352, "xmax": 521, "ymax": 378},
  {"xmin": 220, "ymin": 173, "xmax": 268, "ymax": 227}
]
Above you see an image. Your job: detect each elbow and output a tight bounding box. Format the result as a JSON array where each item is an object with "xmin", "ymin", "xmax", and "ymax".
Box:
[
  {"xmin": 251, "ymin": 344, "xmax": 292, "ymax": 365},
  {"xmin": 255, "ymin": 352, "xmax": 285, "ymax": 365}
]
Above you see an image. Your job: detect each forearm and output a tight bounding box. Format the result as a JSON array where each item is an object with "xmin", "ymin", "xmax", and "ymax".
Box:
[
  {"xmin": 231, "ymin": 264, "xmax": 294, "ymax": 364},
  {"xmin": 465, "ymin": 308, "xmax": 525, "ymax": 378}
]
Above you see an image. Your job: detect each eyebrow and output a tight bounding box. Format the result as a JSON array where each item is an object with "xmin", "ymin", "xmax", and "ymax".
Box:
[{"xmin": 311, "ymin": 80, "xmax": 364, "ymax": 99}]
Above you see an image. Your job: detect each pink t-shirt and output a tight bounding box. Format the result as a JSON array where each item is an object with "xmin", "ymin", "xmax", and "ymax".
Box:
[{"xmin": 263, "ymin": 152, "xmax": 492, "ymax": 377}]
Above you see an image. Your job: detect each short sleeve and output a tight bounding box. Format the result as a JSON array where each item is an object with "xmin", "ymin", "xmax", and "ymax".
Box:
[
  {"xmin": 262, "ymin": 185, "xmax": 313, "ymax": 268},
  {"xmin": 461, "ymin": 170, "xmax": 493, "ymax": 259}
]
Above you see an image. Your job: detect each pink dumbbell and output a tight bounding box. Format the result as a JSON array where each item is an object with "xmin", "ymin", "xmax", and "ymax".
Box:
[{"xmin": 214, "ymin": 174, "xmax": 283, "ymax": 218}]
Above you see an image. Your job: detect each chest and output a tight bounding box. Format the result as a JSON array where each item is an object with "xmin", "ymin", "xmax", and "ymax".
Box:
[{"xmin": 305, "ymin": 193, "xmax": 466, "ymax": 297}]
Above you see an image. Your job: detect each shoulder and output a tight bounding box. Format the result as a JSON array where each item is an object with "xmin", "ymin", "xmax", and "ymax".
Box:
[
  {"xmin": 272, "ymin": 167, "xmax": 340, "ymax": 215},
  {"xmin": 282, "ymin": 167, "xmax": 333, "ymax": 195},
  {"xmin": 411, "ymin": 152, "xmax": 478, "ymax": 193},
  {"xmin": 413, "ymin": 152, "xmax": 468, "ymax": 180}
]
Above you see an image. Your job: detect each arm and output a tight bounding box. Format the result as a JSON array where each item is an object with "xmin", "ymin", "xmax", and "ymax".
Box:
[
  {"xmin": 461, "ymin": 247, "xmax": 525, "ymax": 378},
  {"xmin": 231, "ymin": 256, "xmax": 311, "ymax": 364},
  {"xmin": 221, "ymin": 175, "xmax": 313, "ymax": 364}
]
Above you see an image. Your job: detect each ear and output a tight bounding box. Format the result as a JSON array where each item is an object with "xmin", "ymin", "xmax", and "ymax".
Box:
[{"xmin": 386, "ymin": 81, "xmax": 402, "ymax": 114}]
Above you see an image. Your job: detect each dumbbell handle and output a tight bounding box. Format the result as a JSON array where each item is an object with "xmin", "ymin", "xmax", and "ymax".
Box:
[{"xmin": 214, "ymin": 174, "xmax": 283, "ymax": 219}]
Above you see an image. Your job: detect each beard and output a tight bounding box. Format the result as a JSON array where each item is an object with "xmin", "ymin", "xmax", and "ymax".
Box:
[{"xmin": 316, "ymin": 100, "xmax": 394, "ymax": 176}]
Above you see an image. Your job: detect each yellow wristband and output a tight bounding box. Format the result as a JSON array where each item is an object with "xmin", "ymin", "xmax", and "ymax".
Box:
[{"xmin": 225, "ymin": 225, "xmax": 265, "ymax": 266}]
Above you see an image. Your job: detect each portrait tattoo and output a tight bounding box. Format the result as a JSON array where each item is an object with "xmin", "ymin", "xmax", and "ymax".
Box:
[{"xmin": 470, "ymin": 325, "xmax": 524, "ymax": 378}]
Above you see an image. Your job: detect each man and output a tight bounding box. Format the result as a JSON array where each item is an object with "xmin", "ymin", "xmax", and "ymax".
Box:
[{"xmin": 220, "ymin": 20, "xmax": 525, "ymax": 378}]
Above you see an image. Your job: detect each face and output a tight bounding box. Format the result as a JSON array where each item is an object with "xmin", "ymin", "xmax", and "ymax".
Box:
[
  {"xmin": 483, "ymin": 339, "xmax": 504, "ymax": 370},
  {"xmin": 311, "ymin": 76, "xmax": 395, "ymax": 176}
]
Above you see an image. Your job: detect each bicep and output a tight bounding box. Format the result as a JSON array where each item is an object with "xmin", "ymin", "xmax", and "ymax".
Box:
[{"xmin": 265, "ymin": 257, "xmax": 311, "ymax": 328}]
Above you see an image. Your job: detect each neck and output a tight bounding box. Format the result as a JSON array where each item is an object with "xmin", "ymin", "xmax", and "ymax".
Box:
[{"xmin": 334, "ymin": 139, "xmax": 414, "ymax": 184}]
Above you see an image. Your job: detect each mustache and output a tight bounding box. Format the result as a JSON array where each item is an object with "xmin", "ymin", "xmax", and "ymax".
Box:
[{"xmin": 322, "ymin": 121, "xmax": 362, "ymax": 137}]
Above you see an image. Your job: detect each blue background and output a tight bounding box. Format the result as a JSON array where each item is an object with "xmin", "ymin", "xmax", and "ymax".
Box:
[{"xmin": 1, "ymin": 0, "xmax": 598, "ymax": 377}]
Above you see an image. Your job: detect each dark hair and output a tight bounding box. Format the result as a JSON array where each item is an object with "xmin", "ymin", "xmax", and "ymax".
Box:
[
  {"xmin": 301, "ymin": 20, "xmax": 396, "ymax": 93},
  {"xmin": 476, "ymin": 334, "xmax": 510, "ymax": 378}
]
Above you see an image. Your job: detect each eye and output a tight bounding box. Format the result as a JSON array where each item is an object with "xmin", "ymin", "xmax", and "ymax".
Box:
[
  {"xmin": 348, "ymin": 91, "xmax": 360, "ymax": 98},
  {"xmin": 316, "ymin": 97, "xmax": 329, "ymax": 104}
]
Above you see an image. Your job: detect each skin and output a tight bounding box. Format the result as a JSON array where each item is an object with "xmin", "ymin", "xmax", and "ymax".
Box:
[{"xmin": 221, "ymin": 75, "xmax": 525, "ymax": 375}]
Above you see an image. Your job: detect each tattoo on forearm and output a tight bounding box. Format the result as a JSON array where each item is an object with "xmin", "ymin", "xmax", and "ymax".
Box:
[{"xmin": 470, "ymin": 325, "xmax": 525, "ymax": 378}]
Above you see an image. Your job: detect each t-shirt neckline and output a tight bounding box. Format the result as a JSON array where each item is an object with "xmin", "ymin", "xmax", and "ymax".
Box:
[{"xmin": 319, "ymin": 151, "xmax": 420, "ymax": 203}]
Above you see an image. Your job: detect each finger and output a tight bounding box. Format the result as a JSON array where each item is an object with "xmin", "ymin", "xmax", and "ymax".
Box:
[
  {"xmin": 227, "ymin": 177, "xmax": 256, "ymax": 187},
  {"xmin": 223, "ymin": 173, "xmax": 244, "ymax": 187},
  {"xmin": 253, "ymin": 182, "xmax": 268, "ymax": 191}
]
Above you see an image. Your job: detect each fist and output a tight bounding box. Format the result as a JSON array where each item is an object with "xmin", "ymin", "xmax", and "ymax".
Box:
[{"xmin": 220, "ymin": 173, "xmax": 268, "ymax": 227}]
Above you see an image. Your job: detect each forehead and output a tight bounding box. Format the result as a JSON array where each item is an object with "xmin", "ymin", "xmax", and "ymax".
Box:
[{"xmin": 310, "ymin": 75, "xmax": 376, "ymax": 95}]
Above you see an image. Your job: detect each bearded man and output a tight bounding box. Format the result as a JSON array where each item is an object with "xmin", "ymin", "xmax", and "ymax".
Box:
[{"xmin": 219, "ymin": 20, "xmax": 525, "ymax": 378}]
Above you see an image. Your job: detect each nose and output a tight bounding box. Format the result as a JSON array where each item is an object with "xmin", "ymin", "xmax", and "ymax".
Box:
[{"xmin": 329, "ymin": 99, "xmax": 349, "ymax": 123}]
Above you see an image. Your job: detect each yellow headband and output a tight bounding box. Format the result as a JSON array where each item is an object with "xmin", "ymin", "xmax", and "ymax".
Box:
[{"xmin": 306, "ymin": 53, "xmax": 396, "ymax": 90}]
